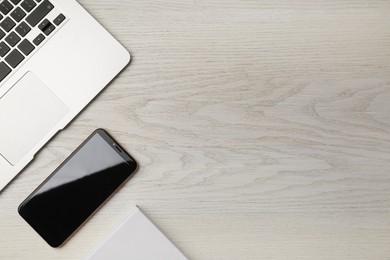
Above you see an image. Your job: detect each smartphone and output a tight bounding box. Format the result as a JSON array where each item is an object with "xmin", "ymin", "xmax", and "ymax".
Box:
[{"xmin": 18, "ymin": 129, "xmax": 138, "ymax": 247}]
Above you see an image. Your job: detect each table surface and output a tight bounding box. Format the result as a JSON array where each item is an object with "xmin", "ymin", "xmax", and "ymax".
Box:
[{"xmin": 1, "ymin": 0, "xmax": 390, "ymax": 259}]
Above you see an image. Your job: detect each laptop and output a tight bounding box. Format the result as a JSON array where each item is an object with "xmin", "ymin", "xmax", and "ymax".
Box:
[{"xmin": 0, "ymin": 0, "xmax": 130, "ymax": 191}]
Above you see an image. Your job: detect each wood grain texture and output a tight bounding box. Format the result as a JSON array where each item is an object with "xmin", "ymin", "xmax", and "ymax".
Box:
[{"xmin": 1, "ymin": 0, "xmax": 390, "ymax": 259}]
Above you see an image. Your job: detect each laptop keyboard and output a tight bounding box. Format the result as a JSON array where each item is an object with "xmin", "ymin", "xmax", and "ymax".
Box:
[{"xmin": 0, "ymin": 0, "xmax": 66, "ymax": 83}]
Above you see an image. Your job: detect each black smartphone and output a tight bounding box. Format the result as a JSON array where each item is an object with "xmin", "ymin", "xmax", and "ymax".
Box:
[{"xmin": 18, "ymin": 129, "xmax": 138, "ymax": 247}]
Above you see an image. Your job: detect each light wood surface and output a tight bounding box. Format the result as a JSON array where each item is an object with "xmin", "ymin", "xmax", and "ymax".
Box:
[{"xmin": 1, "ymin": 0, "xmax": 390, "ymax": 259}]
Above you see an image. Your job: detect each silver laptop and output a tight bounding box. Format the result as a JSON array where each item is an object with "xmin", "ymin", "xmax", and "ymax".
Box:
[{"xmin": 0, "ymin": 0, "xmax": 130, "ymax": 191}]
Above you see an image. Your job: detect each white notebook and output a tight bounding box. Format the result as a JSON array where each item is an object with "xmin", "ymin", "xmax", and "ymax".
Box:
[{"xmin": 85, "ymin": 206, "xmax": 188, "ymax": 260}]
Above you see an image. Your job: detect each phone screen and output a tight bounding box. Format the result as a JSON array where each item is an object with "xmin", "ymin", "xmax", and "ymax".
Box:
[{"xmin": 18, "ymin": 130, "xmax": 137, "ymax": 247}]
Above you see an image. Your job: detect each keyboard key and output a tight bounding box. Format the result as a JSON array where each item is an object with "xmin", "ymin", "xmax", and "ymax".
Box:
[
  {"xmin": 53, "ymin": 14, "xmax": 65, "ymax": 26},
  {"xmin": 11, "ymin": 7, "xmax": 26, "ymax": 22},
  {"xmin": 0, "ymin": 42, "xmax": 10, "ymax": 57},
  {"xmin": 21, "ymin": 0, "xmax": 36, "ymax": 13},
  {"xmin": 10, "ymin": 0, "xmax": 22, "ymax": 4},
  {"xmin": 0, "ymin": 29, "xmax": 5, "ymax": 40},
  {"xmin": 5, "ymin": 49, "xmax": 24, "ymax": 68},
  {"xmin": 0, "ymin": 17, "xmax": 16, "ymax": 32},
  {"xmin": 18, "ymin": 39, "xmax": 34, "ymax": 55},
  {"xmin": 44, "ymin": 23, "xmax": 54, "ymax": 35},
  {"xmin": 0, "ymin": 62, "xmax": 11, "ymax": 82},
  {"xmin": 5, "ymin": 31, "xmax": 21, "ymax": 47},
  {"xmin": 26, "ymin": 0, "xmax": 54, "ymax": 27},
  {"xmin": 38, "ymin": 18, "xmax": 49, "ymax": 29},
  {"xmin": 0, "ymin": 0, "xmax": 13, "ymax": 16},
  {"xmin": 32, "ymin": 33, "xmax": 44, "ymax": 45},
  {"xmin": 15, "ymin": 21, "xmax": 30, "ymax": 37}
]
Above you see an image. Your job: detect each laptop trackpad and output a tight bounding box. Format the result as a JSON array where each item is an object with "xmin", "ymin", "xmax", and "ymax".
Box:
[{"xmin": 0, "ymin": 72, "xmax": 69, "ymax": 166}]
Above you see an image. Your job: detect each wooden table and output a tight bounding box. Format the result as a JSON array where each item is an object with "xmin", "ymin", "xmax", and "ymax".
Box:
[{"xmin": 1, "ymin": 0, "xmax": 390, "ymax": 259}]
